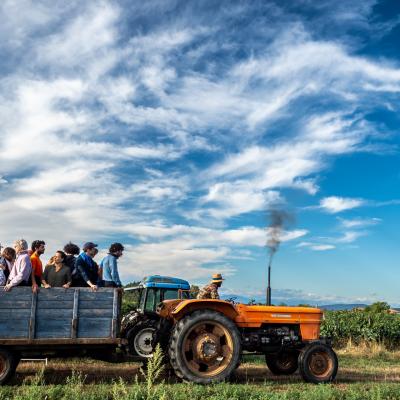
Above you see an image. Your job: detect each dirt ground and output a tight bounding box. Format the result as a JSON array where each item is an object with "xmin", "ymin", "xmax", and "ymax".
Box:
[{"xmin": 12, "ymin": 353, "xmax": 400, "ymax": 386}]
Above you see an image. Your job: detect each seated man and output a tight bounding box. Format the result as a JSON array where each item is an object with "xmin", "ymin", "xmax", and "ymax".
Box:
[
  {"xmin": 72, "ymin": 242, "xmax": 99, "ymax": 290},
  {"xmin": 197, "ymin": 273, "xmax": 224, "ymax": 299},
  {"xmin": 4, "ymin": 239, "xmax": 32, "ymax": 291}
]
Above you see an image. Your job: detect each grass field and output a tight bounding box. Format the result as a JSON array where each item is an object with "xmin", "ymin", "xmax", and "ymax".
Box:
[{"xmin": 2, "ymin": 346, "xmax": 400, "ymax": 399}]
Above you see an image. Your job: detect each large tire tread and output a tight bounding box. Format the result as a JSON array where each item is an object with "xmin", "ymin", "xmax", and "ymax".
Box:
[
  {"xmin": 265, "ymin": 351, "xmax": 299, "ymax": 375},
  {"xmin": 168, "ymin": 310, "xmax": 241, "ymax": 384},
  {"xmin": 299, "ymin": 343, "xmax": 338, "ymax": 384}
]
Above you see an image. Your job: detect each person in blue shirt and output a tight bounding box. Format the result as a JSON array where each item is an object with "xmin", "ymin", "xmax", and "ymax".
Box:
[
  {"xmin": 73, "ymin": 242, "xmax": 99, "ymax": 290},
  {"xmin": 100, "ymin": 243, "xmax": 124, "ymax": 288}
]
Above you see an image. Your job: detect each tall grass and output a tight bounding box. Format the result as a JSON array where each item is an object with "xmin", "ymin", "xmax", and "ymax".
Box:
[{"xmin": 140, "ymin": 344, "xmax": 165, "ymax": 399}]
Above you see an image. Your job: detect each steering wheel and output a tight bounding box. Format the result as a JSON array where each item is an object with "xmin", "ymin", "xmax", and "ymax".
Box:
[{"xmin": 225, "ymin": 296, "xmax": 237, "ymax": 304}]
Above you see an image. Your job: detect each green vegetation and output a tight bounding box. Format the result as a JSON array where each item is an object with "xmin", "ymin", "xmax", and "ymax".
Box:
[
  {"xmin": 3, "ymin": 380, "xmax": 400, "ymax": 400},
  {"xmin": 321, "ymin": 304, "xmax": 400, "ymax": 347},
  {"xmin": 364, "ymin": 302, "xmax": 391, "ymax": 313},
  {"xmin": 4, "ymin": 348, "xmax": 400, "ymax": 400},
  {"xmin": 121, "ymin": 290, "xmax": 141, "ymax": 315},
  {"xmin": 121, "ymin": 281, "xmax": 141, "ymax": 315}
]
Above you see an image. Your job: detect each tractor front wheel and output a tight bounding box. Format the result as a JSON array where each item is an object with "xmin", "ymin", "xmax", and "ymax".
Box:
[
  {"xmin": 126, "ymin": 319, "xmax": 158, "ymax": 359},
  {"xmin": 299, "ymin": 343, "xmax": 338, "ymax": 384},
  {"xmin": 168, "ymin": 310, "xmax": 241, "ymax": 384},
  {"xmin": 265, "ymin": 350, "xmax": 299, "ymax": 375}
]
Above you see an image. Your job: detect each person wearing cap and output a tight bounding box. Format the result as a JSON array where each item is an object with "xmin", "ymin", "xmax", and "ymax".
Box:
[
  {"xmin": 197, "ymin": 273, "xmax": 224, "ymax": 300},
  {"xmin": 72, "ymin": 242, "xmax": 99, "ymax": 290}
]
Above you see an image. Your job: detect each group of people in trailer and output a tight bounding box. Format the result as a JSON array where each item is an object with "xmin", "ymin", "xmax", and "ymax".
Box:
[{"xmin": 0, "ymin": 239, "xmax": 124, "ymax": 291}]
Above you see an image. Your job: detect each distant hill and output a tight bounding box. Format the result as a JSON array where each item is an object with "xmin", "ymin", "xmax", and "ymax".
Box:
[
  {"xmin": 220, "ymin": 293, "xmax": 400, "ymax": 310},
  {"xmin": 319, "ymin": 304, "xmax": 368, "ymax": 311},
  {"xmin": 220, "ymin": 294, "xmax": 371, "ymax": 310}
]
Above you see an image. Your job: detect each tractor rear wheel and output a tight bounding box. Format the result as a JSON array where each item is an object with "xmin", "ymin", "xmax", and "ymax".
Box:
[
  {"xmin": 168, "ymin": 310, "xmax": 241, "ymax": 384},
  {"xmin": 299, "ymin": 343, "xmax": 338, "ymax": 384},
  {"xmin": 265, "ymin": 350, "xmax": 299, "ymax": 375}
]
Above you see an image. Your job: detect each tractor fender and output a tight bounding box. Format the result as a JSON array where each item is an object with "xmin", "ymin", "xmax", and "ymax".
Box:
[{"xmin": 171, "ymin": 299, "xmax": 238, "ymax": 321}]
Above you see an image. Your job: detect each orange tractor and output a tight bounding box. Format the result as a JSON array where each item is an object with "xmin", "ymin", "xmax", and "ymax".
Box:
[{"xmin": 155, "ymin": 298, "xmax": 338, "ymax": 384}]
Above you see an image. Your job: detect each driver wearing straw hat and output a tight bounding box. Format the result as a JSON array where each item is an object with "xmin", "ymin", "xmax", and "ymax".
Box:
[{"xmin": 197, "ymin": 273, "xmax": 224, "ymax": 299}]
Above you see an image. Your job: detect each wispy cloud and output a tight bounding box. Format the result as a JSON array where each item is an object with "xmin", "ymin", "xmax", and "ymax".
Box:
[
  {"xmin": 297, "ymin": 242, "xmax": 336, "ymax": 251},
  {"xmin": 0, "ymin": 0, "xmax": 398, "ymax": 285},
  {"xmin": 336, "ymin": 231, "xmax": 368, "ymax": 244},
  {"xmin": 338, "ymin": 217, "xmax": 382, "ymax": 229},
  {"xmin": 319, "ymin": 196, "xmax": 365, "ymax": 213},
  {"xmin": 116, "ymin": 224, "xmax": 307, "ymax": 282}
]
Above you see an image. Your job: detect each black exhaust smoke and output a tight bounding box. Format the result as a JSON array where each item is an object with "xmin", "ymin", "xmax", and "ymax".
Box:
[{"xmin": 266, "ymin": 209, "xmax": 294, "ymax": 305}]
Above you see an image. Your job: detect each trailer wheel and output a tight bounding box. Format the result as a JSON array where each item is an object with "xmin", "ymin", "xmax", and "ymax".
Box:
[
  {"xmin": 0, "ymin": 348, "xmax": 18, "ymax": 385},
  {"xmin": 169, "ymin": 310, "xmax": 241, "ymax": 384},
  {"xmin": 299, "ymin": 343, "xmax": 338, "ymax": 384},
  {"xmin": 265, "ymin": 350, "xmax": 299, "ymax": 375}
]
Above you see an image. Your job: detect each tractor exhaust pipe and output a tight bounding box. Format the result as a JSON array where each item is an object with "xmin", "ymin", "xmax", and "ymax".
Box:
[{"xmin": 266, "ymin": 263, "xmax": 272, "ymax": 306}]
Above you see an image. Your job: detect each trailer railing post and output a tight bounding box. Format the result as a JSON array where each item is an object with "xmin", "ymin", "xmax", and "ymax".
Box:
[{"xmin": 29, "ymin": 291, "xmax": 38, "ymax": 340}]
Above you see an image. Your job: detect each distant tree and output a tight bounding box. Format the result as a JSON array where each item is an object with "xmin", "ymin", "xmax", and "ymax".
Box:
[
  {"xmin": 190, "ymin": 285, "xmax": 200, "ymax": 298},
  {"xmin": 121, "ymin": 281, "xmax": 142, "ymax": 315},
  {"xmin": 124, "ymin": 281, "xmax": 141, "ymax": 288},
  {"xmin": 297, "ymin": 303, "xmax": 312, "ymax": 308},
  {"xmin": 278, "ymin": 302, "xmax": 288, "ymax": 306},
  {"xmin": 365, "ymin": 302, "xmax": 390, "ymax": 313},
  {"xmin": 248, "ymin": 298, "xmax": 257, "ymax": 305}
]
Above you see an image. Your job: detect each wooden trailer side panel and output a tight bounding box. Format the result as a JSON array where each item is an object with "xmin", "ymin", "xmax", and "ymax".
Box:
[{"xmin": 0, "ymin": 287, "xmax": 121, "ymax": 343}]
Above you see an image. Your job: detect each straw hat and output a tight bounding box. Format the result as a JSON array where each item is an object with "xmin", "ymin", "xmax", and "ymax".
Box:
[{"xmin": 212, "ymin": 273, "xmax": 224, "ymax": 283}]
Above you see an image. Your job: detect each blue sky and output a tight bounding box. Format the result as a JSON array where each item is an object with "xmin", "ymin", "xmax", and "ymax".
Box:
[{"xmin": 0, "ymin": 0, "xmax": 399, "ymax": 305}]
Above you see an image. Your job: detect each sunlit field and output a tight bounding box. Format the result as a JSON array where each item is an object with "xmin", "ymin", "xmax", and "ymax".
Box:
[{"xmin": 2, "ymin": 345, "xmax": 400, "ymax": 400}]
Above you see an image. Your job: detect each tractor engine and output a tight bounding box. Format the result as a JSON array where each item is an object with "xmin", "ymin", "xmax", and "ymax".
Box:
[{"xmin": 241, "ymin": 325, "xmax": 301, "ymax": 352}]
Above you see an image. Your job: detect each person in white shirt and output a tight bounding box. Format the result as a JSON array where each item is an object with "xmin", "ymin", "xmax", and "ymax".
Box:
[{"xmin": 4, "ymin": 239, "xmax": 32, "ymax": 291}]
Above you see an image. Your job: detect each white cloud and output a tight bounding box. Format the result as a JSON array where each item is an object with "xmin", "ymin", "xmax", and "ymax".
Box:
[
  {"xmin": 338, "ymin": 217, "xmax": 382, "ymax": 228},
  {"xmin": 297, "ymin": 242, "xmax": 335, "ymax": 251},
  {"xmin": 120, "ymin": 223, "xmax": 307, "ymax": 247},
  {"xmin": 36, "ymin": 2, "xmax": 119, "ymax": 71},
  {"xmin": 119, "ymin": 242, "xmax": 234, "ymax": 282},
  {"xmin": 0, "ymin": 0, "xmax": 55, "ymax": 49},
  {"xmin": 201, "ymin": 183, "xmax": 282, "ymax": 219},
  {"xmin": 0, "ymin": 0, "xmax": 398, "ymax": 286},
  {"xmin": 319, "ymin": 196, "xmax": 365, "ymax": 213},
  {"xmin": 336, "ymin": 231, "xmax": 368, "ymax": 243},
  {"xmin": 116, "ymin": 224, "xmax": 307, "ymax": 282},
  {"xmin": 311, "ymin": 244, "xmax": 335, "ymax": 251},
  {"xmin": 200, "ymin": 112, "xmax": 365, "ymax": 219}
]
